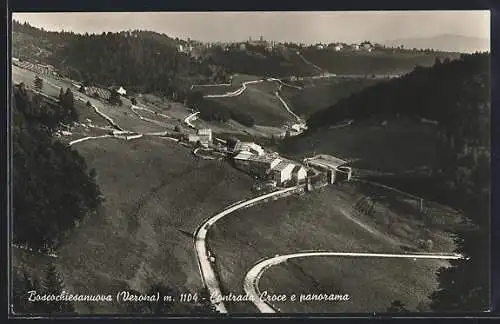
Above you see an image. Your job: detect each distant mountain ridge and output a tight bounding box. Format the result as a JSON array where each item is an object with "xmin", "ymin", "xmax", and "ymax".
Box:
[{"xmin": 383, "ymin": 34, "xmax": 490, "ymax": 53}]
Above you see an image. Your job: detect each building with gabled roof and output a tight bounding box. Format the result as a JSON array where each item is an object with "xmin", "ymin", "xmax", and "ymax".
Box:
[
  {"xmin": 292, "ymin": 165, "xmax": 307, "ymax": 184},
  {"xmin": 234, "ymin": 141, "xmax": 265, "ymax": 156},
  {"xmin": 270, "ymin": 161, "xmax": 296, "ymax": 184}
]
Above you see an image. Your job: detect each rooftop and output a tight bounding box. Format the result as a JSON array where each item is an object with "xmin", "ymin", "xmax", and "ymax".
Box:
[
  {"xmin": 247, "ymin": 154, "xmax": 280, "ymax": 164},
  {"xmin": 234, "ymin": 151, "xmax": 253, "ymax": 160},
  {"xmin": 292, "ymin": 165, "xmax": 305, "ymax": 173},
  {"xmin": 198, "ymin": 128, "xmax": 212, "ymax": 135},
  {"xmin": 271, "ymin": 161, "xmax": 295, "ymax": 172}
]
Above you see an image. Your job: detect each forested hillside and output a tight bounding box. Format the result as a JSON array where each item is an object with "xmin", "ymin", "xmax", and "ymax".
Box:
[
  {"xmin": 12, "ymin": 20, "xmax": 230, "ymax": 96},
  {"xmin": 209, "ymin": 44, "xmax": 317, "ymax": 77},
  {"xmin": 297, "ymin": 53, "xmax": 491, "ymax": 311},
  {"xmin": 299, "ymin": 47, "xmax": 461, "ymax": 75},
  {"xmin": 13, "ymin": 83, "xmax": 102, "ymax": 252},
  {"xmin": 307, "ymin": 54, "xmax": 489, "ymax": 131}
]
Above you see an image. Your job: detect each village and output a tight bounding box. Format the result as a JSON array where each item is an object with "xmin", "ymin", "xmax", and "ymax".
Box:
[
  {"xmin": 12, "ymin": 54, "xmax": 355, "ymax": 198},
  {"xmin": 185, "ymin": 126, "xmax": 353, "ymax": 193}
]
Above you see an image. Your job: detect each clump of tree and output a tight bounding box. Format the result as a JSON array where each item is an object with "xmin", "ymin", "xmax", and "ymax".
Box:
[
  {"xmin": 13, "ymin": 84, "xmax": 102, "ymax": 253},
  {"xmin": 58, "ymin": 87, "xmax": 78, "ymax": 122},
  {"xmin": 12, "ymin": 264, "xmax": 75, "ymax": 315},
  {"xmin": 33, "ymin": 75, "xmax": 43, "ymax": 90},
  {"xmin": 108, "ymin": 90, "xmax": 123, "ymax": 106}
]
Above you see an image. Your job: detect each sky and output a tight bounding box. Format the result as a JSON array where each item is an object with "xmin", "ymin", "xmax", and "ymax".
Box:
[{"xmin": 13, "ymin": 11, "xmax": 490, "ymax": 44}]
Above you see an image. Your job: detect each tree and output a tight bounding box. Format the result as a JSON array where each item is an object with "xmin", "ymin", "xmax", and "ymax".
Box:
[
  {"xmin": 13, "ymin": 85, "xmax": 102, "ymax": 252},
  {"xmin": 78, "ymin": 85, "xmax": 86, "ymax": 93},
  {"xmin": 33, "ymin": 75, "xmax": 43, "ymax": 90},
  {"xmin": 430, "ymin": 226, "xmax": 489, "ymax": 312},
  {"xmin": 58, "ymin": 88, "xmax": 77, "ymax": 123},
  {"xmin": 130, "ymin": 97, "xmax": 137, "ymax": 105},
  {"xmin": 12, "ymin": 267, "xmax": 43, "ymax": 314},
  {"xmin": 41, "ymin": 264, "xmax": 75, "ymax": 314},
  {"xmin": 387, "ymin": 300, "xmax": 410, "ymax": 313},
  {"xmin": 186, "ymin": 91, "xmax": 204, "ymax": 110},
  {"xmin": 109, "ymin": 90, "xmax": 122, "ymax": 106}
]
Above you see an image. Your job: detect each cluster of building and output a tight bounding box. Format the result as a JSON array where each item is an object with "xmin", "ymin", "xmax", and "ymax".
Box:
[
  {"xmin": 187, "ymin": 128, "xmax": 213, "ymax": 147},
  {"xmin": 314, "ymin": 41, "xmax": 376, "ymax": 52},
  {"xmin": 230, "ymin": 140, "xmax": 307, "ymax": 186},
  {"xmin": 176, "ymin": 36, "xmax": 283, "ymax": 57},
  {"xmin": 177, "ymin": 43, "xmax": 203, "ymax": 59}
]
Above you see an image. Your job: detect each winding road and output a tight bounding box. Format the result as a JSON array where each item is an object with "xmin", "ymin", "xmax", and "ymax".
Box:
[
  {"xmin": 274, "ymin": 87, "xmax": 301, "ymax": 122},
  {"xmin": 193, "ymin": 186, "xmax": 303, "ymax": 313},
  {"xmin": 193, "ymin": 77, "xmax": 307, "ymax": 136},
  {"xmin": 184, "ymin": 111, "xmax": 200, "ymax": 129},
  {"xmin": 244, "ymin": 251, "xmax": 465, "ymax": 313},
  {"xmin": 203, "ymin": 79, "xmax": 264, "ymax": 98}
]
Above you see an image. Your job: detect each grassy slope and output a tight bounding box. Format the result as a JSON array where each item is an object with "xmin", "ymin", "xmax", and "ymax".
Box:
[
  {"xmin": 288, "ymin": 78, "xmax": 383, "ymax": 117},
  {"xmin": 281, "ymin": 119, "xmax": 439, "ymax": 173},
  {"xmin": 208, "ymin": 182, "xmax": 458, "ymax": 313},
  {"xmin": 206, "ymin": 80, "xmax": 296, "ymax": 127},
  {"xmin": 260, "ymin": 256, "xmax": 442, "ymax": 312},
  {"xmin": 50, "ymin": 136, "xmax": 253, "ymax": 314},
  {"xmin": 12, "ymin": 65, "xmax": 61, "ymax": 97}
]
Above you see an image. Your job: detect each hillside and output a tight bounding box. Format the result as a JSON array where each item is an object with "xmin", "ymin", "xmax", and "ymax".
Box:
[
  {"xmin": 208, "ymin": 183, "xmax": 461, "ymax": 313},
  {"xmin": 12, "ymin": 20, "xmax": 229, "ymax": 97},
  {"xmin": 209, "ymin": 44, "xmax": 318, "ymax": 78},
  {"xmin": 287, "ymin": 78, "xmax": 382, "ymax": 117},
  {"xmin": 299, "ymin": 47, "xmax": 461, "ymax": 75},
  {"xmin": 280, "ymin": 53, "xmax": 490, "ymax": 311},
  {"xmin": 305, "ymin": 53, "xmax": 489, "ymax": 131},
  {"xmin": 187, "ymin": 79, "xmax": 302, "ymax": 128},
  {"xmin": 57, "ymin": 137, "xmax": 254, "ymax": 313},
  {"xmin": 282, "ymin": 53, "xmax": 490, "ymax": 174}
]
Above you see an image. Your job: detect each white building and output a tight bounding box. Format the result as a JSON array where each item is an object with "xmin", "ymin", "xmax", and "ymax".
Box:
[
  {"xmin": 197, "ymin": 128, "xmax": 212, "ymax": 144},
  {"xmin": 234, "ymin": 142, "xmax": 265, "ymax": 156},
  {"xmin": 117, "ymin": 86, "xmax": 127, "ymax": 96},
  {"xmin": 334, "ymin": 45, "xmax": 343, "ymax": 52},
  {"xmin": 270, "ymin": 161, "xmax": 296, "ymax": 184},
  {"xmin": 240, "ymin": 43, "xmax": 247, "ymax": 51},
  {"xmin": 248, "ymin": 155, "xmax": 282, "ymax": 177},
  {"xmin": 188, "ymin": 134, "xmax": 200, "ymax": 143}
]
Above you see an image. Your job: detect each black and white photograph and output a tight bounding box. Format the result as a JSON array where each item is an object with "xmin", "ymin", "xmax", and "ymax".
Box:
[{"xmin": 9, "ymin": 10, "xmax": 491, "ymax": 316}]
